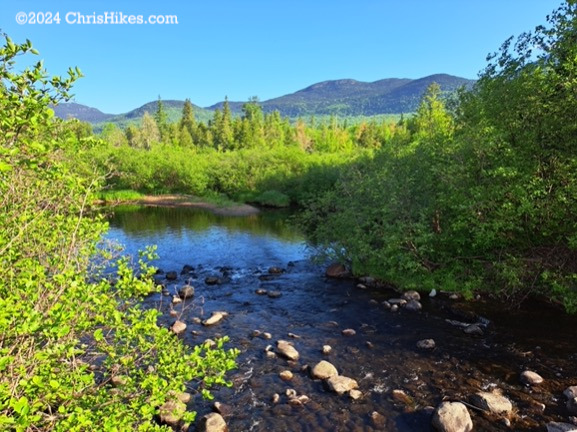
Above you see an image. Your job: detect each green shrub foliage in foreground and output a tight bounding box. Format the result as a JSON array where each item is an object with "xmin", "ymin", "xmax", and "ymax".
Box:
[{"xmin": 0, "ymin": 36, "xmax": 238, "ymax": 430}]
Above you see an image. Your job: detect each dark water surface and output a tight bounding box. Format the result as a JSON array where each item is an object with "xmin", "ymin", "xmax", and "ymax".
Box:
[{"xmin": 106, "ymin": 206, "xmax": 577, "ymax": 432}]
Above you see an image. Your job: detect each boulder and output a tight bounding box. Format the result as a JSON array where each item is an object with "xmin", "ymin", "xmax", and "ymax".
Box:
[
  {"xmin": 432, "ymin": 401, "xmax": 473, "ymax": 432},
  {"xmin": 276, "ymin": 340, "xmax": 299, "ymax": 361},
  {"xmin": 311, "ymin": 360, "xmax": 338, "ymax": 380},
  {"xmin": 404, "ymin": 300, "xmax": 422, "ymax": 312},
  {"xmin": 158, "ymin": 400, "xmax": 186, "ymax": 428},
  {"xmin": 322, "ymin": 345, "xmax": 332, "ymax": 355},
  {"xmin": 197, "ymin": 412, "xmax": 228, "ymax": 432},
  {"xmin": 469, "ymin": 391, "xmax": 513, "ymax": 415},
  {"xmin": 326, "ymin": 375, "xmax": 359, "ymax": 395},
  {"xmin": 325, "ymin": 263, "xmax": 349, "ymax": 278},
  {"xmin": 520, "ymin": 370, "xmax": 544, "ymax": 386},
  {"xmin": 279, "ymin": 370, "xmax": 293, "ymax": 381},
  {"xmin": 342, "ymin": 328, "xmax": 356, "ymax": 336}
]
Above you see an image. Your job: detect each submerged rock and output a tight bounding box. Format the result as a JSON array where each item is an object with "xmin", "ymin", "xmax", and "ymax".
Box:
[
  {"xmin": 520, "ymin": 370, "xmax": 544, "ymax": 386},
  {"xmin": 279, "ymin": 370, "xmax": 293, "ymax": 381},
  {"xmin": 202, "ymin": 311, "xmax": 228, "ymax": 326},
  {"xmin": 432, "ymin": 401, "xmax": 473, "ymax": 432},
  {"xmin": 322, "ymin": 345, "xmax": 332, "ymax": 355},
  {"xmin": 404, "ymin": 299, "xmax": 422, "ymax": 312},
  {"xmin": 326, "ymin": 375, "xmax": 358, "ymax": 395},
  {"xmin": 565, "ymin": 386, "xmax": 577, "ymax": 400},
  {"xmin": 311, "ymin": 360, "xmax": 338, "ymax": 380},
  {"xmin": 205, "ymin": 276, "xmax": 221, "ymax": 285},
  {"xmin": 342, "ymin": 328, "xmax": 356, "ymax": 336},
  {"xmin": 325, "ymin": 263, "xmax": 349, "ymax": 278},
  {"xmin": 417, "ymin": 339, "xmax": 436, "ymax": 350},
  {"xmin": 546, "ymin": 422, "xmax": 577, "ymax": 432},
  {"xmin": 463, "ymin": 324, "xmax": 484, "ymax": 336},
  {"xmin": 197, "ymin": 412, "xmax": 228, "ymax": 432},
  {"xmin": 370, "ymin": 411, "xmax": 386, "ymax": 429},
  {"xmin": 469, "ymin": 391, "xmax": 513, "ymax": 415},
  {"xmin": 276, "ymin": 340, "xmax": 299, "ymax": 361},
  {"xmin": 178, "ymin": 284, "xmax": 194, "ymax": 299},
  {"xmin": 165, "ymin": 271, "xmax": 178, "ymax": 281}
]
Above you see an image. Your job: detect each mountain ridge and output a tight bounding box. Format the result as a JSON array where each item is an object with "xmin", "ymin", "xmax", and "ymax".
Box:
[{"xmin": 53, "ymin": 73, "xmax": 475, "ymax": 124}]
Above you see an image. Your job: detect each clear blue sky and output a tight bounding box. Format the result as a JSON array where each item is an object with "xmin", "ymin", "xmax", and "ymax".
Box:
[{"xmin": 0, "ymin": 0, "xmax": 565, "ymax": 114}]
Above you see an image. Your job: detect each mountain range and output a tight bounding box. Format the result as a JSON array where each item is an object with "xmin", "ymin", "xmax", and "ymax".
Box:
[{"xmin": 53, "ymin": 73, "xmax": 474, "ymax": 126}]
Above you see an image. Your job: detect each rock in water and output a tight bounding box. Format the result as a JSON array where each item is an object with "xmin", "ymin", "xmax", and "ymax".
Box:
[
  {"xmin": 404, "ymin": 299, "xmax": 422, "ymax": 312},
  {"xmin": 276, "ymin": 340, "xmax": 299, "ymax": 361},
  {"xmin": 165, "ymin": 271, "xmax": 178, "ymax": 281},
  {"xmin": 325, "ymin": 263, "xmax": 349, "ymax": 278},
  {"xmin": 197, "ymin": 412, "xmax": 228, "ymax": 432},
  {"xmin": 546, "ymin": 422, "xmax": 577, "ymax": 432},
  {"xmin": 311, "ymin": 360, "xmax": 338, "ymax": 380},
  {"xmin": 178, "ymin": 284, "xmax": 194, "ymax": 299},
  {"xmin": 326, "ymin": 375, "xmax": 359, "ymax": 395},
  {"xmin": 158, "ymin": 400, "xmax": 186, "ymax": 428},
  {"xmin": 564, "ymin": 386, "xmax": 577, "ymax": 399},
  {"xmin": 171, "ymin": 320, "xmax": 187, "ymax": 334},
  {"xmin": 520, "ymin": 370, "xmax": 544, "ymax": 386},
  {"xmin": 469, "ymin": 391, "xmax": 513, "ymax": 415},
  {"xmin": 402, "ymin": 290, "xmax": 421, "ymax": 301},
  {"xmin": 202, "ymin": 311, "xmax": 228, "ymax": 326},
  {"xmin": 417, "ymin": 339, "xmax": 436, "ymax": 350},
  {"xmin": 370, "ymin": 411, "xmax": 386, "ymax": 429},
  {"xmin": 432, "ymin": 401, "xmax": 473, "ymax": 432}
]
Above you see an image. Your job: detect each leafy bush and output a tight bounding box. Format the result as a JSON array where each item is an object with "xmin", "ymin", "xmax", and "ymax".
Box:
[{"xmin": 0, "ymin": 35, "xmax": 238, "ymax": 430}]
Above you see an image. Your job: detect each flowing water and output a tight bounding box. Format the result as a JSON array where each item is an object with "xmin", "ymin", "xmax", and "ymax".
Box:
[{"xmin": 106, "ymin": 205, "xmax": 577, "ymax": 432}]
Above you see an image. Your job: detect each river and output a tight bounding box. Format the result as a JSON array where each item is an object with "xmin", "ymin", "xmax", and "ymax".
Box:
[{"xmin": 106, "ymin": 205, "xmax": 577, "ymax": 432}]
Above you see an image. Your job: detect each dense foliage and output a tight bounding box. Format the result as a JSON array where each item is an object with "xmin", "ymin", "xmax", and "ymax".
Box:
[
  {"xmin": 0, "ymin": 35, "xmax": 238, "ymax": 430},
  {"xmin": 303, "ymin": 1, "xmax": 577, "ymax": 312}
]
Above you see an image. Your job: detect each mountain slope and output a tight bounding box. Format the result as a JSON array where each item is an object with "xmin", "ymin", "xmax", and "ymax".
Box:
[{"xmin": 54, "ymin": 73, "xmax": 475, "ymax": 125}]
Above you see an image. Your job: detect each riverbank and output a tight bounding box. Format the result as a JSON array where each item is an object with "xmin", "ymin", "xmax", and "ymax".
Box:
[{"xmin": 97, "ymin": 193, "xmax": 260, "ymax": 216}]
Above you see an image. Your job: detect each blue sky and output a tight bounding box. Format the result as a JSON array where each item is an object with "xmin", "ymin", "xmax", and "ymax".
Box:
[{"xmin": 0, "ymin": 0, "xmax": 565, "ymax": 114}]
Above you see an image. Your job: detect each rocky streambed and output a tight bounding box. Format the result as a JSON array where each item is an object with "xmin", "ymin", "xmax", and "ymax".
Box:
[
  {"xmin": 148, "ymin": 260, "xmax": 577, "ymax": 432},
  {"xmin": 107, "ymin": 206, "xmax": 577, "ymax": 431}
]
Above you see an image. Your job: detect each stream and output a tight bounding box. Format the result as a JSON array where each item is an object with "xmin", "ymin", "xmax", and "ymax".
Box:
[{"xmin": 106, "ymin": 205, "xmax": 577, "ymax": 432}]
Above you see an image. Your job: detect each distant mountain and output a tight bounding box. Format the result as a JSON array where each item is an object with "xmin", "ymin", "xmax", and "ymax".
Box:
[
  {"xmin": 54, "ymin": 74, "xmax": 475, "ymax": 126},
  {"xmin": 51, "ymin": 102, "xmax": 114, "ymax": 123}
]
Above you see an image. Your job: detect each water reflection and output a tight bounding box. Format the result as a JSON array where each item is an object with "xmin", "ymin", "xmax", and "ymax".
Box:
[{"xmin": 105, "ymin": 205, "xmax": 306, "ymax": 271}]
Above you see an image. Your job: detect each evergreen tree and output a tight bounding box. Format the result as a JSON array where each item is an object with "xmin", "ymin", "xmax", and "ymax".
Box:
[{"xmin": 154, "ymin": 95, "xmax": 169, "ymax": 142}]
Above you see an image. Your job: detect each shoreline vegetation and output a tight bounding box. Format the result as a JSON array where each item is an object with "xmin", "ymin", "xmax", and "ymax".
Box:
[{"xmin": 100, "ymin": 193, "xmax": 261, "ymax": 216}]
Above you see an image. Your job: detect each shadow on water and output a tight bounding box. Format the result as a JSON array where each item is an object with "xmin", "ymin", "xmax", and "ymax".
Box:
[{"xmin": 106, "ymin": 205, "xmax": 577, "ymax": 432}]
